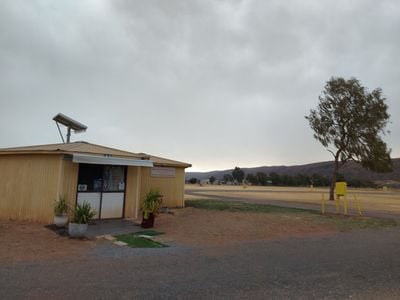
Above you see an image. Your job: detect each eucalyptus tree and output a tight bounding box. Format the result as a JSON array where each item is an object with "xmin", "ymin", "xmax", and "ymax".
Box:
[{"xmin": 306, "ymin": 77, "xmax": 392, "ymax": 200}]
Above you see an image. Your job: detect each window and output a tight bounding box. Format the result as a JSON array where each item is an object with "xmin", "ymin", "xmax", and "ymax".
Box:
[
  {"xmin": 77, "ymin": 164, "xmax": 126, "ymax": 192},
  {"xmin": 103, "ymin": 166, "xmax": 125, "ymax": 192}
]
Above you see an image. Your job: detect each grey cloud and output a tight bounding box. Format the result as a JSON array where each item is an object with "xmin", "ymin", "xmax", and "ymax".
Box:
[{"xmin": 0, "ymin": 0, "xmax": 399, "ymax": 171}]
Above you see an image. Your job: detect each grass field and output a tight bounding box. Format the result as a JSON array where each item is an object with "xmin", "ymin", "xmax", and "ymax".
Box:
[
  {"xmin": 185, "ymin": 199, "xmax": 397, "ymax": 230},
  {"xmin": 185, "ymin": 184, "xmax": 400, "ymax": 216}
]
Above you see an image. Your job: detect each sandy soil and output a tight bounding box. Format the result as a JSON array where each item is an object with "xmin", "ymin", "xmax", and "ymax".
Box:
[
  {"xmin": 154, "ymin": 207, "xmax": 337, "ymax": 247},
  {"xmin": 0, "ymin": 221, "xmax": 94, "ymax": 263},
  {"xmin": 0, "ymin": 207, "xmax": 338, "ymax": 261}
]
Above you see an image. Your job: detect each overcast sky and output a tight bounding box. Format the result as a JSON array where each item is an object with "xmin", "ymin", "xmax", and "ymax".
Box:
[{"xmin": 0, "ymin": 0, "xmax": 399, "ymax": 172}]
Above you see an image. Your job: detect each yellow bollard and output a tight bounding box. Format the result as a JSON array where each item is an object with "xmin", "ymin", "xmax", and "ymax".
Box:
[
  {"xmin": 354, "ymin": 195, "xmax": 362, "ymax": 216},
  {"xmin": 321, "ymin": 193, "xmax": 325, "ymax": 214},
  {"xmin": 335, "ymin": 195, "xmax": 340, "ymax": 214},
  {"xmin": 343, "ymin": 195, "xmax": 348, "ymax": 215}
]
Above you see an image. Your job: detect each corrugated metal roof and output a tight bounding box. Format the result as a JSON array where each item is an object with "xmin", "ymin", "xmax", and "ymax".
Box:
[{"xmin": 0, "ymin": 141, "xmax": 191, "ymax": 168}]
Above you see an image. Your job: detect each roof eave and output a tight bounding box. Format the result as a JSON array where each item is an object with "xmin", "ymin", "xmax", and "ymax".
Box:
[
  {"xmin": 0, "ymin": 150, "xmax": 150, "ymax": 160},
  {"xmin": 154, "ymin": 162, "xmax": 192, "ymax": 168}
]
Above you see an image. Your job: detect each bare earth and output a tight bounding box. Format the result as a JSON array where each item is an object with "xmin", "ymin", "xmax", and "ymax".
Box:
[
  {"xmin": 155, "ymin": 207, "xmax": 336, "ymax": 247},
  {"xmin": 0, "ymin": 221, "xmax": 94, "ymax": 263},
  {"xmin": 0, "ymin": 208, "xmax": 336, "ymax": 262}
]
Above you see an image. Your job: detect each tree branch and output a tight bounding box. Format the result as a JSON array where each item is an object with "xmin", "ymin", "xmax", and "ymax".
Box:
[{"xmin": 327, "ymin": 149, "xmax": 336, "ymax": 157}]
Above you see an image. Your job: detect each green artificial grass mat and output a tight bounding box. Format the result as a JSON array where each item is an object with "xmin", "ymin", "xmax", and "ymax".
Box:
[
  {"xmin": 135, "ymin": 230, "xmax": 165, "ymax": 236},
  {"xmin": 115, "ymin": 230, "xmax": 167, "ymax": 248}
]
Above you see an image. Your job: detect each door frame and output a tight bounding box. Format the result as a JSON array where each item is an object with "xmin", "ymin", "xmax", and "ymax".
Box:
[{"xmin": 75, "ymin": 164, "xmax": 127, "ymax": 219}]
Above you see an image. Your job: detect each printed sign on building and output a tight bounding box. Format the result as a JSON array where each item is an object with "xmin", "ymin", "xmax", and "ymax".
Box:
[{"xmin": 151, "ymin": 167, "xmax": 176, "ymax": 178}]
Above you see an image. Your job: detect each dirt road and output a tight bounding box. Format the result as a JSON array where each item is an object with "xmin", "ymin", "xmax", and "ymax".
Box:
[{"xmin": 2, "ymin": 224, "xmax": 400, "ymax": 299}]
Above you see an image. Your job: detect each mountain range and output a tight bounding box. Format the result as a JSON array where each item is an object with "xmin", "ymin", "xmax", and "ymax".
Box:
[{"xmin": 186, "ymin": 158, "xmax": 400, "ymax": 184}]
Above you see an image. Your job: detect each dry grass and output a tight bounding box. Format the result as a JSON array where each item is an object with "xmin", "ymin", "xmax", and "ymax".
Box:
[{"xmin": 185, "ymin": 184, "xmax": 400, "ymax": 214}]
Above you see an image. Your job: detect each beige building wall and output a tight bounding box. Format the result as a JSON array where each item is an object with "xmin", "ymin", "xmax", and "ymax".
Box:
[
  {"xmin": 140, "ymin": 167, "xmax": 185, "ymax": 209},
  {"xmin": 0, "ymin": 154, "xmax": 62, "ymax": 223},
  {"xmin": 124, "ymin": 166, "xmax": 141, "ymax": 219},
  {"xmin": 58, "ymin": 158, "xmax": 79, "ymax": 209},
  {"xmin": 0, "ymin": 154, "xmax": 187, "ymax": 222}
]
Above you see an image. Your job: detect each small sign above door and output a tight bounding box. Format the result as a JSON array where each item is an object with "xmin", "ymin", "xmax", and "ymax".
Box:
[{"xmin": 151, "ymin": 167, "xmax": 176, "ymax": 178}]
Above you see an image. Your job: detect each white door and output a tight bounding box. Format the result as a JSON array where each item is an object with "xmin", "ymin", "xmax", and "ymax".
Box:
[
  {"xmin": 100, "ymin": 193, "xmax": 124, "ymax": 218},
  {"xmin": 77, "ymin": 192, "xmax": 101, "ymax": 219},
  {"xmin": 76, "ymin": 164, "xmax": 126, "ymax": 219}
]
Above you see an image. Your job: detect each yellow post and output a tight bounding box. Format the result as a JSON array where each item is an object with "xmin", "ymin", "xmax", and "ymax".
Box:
[
  {"xmin": 321, "ymin": 193, "xmax": 325, "ymax": 214},
  {"xmin": 343, "ymin": 194, "xmax": 348, "ymax": 215},
  {"xmin": 354, "ymin": 195, "xmax": 362, "ymax": 216},
  {"xmin": 335, "ymin": 195, "xmax": 340, "ymax": 214}
]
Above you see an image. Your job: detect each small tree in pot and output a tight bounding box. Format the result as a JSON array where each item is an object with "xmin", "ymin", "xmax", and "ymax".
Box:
[
  {"xmin": 54, "ymin": 195, "xmax": 69, "ymax": 227},
  {"xmin": 68, "ymin": 202, "xmax": 96, "ymax": 238},
  {"xmin": 141, "ymin": 189, "xmax": 163, "ymax": 228}
]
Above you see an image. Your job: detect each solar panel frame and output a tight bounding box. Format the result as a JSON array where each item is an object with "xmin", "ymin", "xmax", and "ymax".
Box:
[{"xmin": 53, "ymin": 113, "xmax": 87, "ymax": 132}]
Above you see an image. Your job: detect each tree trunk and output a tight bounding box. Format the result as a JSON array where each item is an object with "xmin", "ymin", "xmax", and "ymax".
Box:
[{"xmin": 329, "ymin": 154, "xmax": 340, "ymax": 201}]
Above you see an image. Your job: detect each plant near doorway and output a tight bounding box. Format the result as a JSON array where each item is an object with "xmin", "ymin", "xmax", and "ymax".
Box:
[
  {"xmin": 54, "ymin": 195, "xmax": 69, "ymax": 227},
  {"xmin": 68, "ymin": 202, "xmax": 96, "ymax": 238},
  {"xmin": 141, "ymin": 189, "xmax": 163, "ymax": 228}
]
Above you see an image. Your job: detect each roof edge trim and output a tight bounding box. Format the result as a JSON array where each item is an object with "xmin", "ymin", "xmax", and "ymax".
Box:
[{"xmin": 72, "ymin": 154, "xmax": 153, "ymax": 167}]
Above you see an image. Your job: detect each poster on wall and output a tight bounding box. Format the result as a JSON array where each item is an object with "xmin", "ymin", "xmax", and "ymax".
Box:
[{"xmin": 151, "ymin": 167, "xmax": 176, "ymax": 178}]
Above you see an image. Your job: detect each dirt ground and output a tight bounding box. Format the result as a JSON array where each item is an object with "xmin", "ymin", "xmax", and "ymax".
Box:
[
  {"xmin": 0, "ymin": 207, "xmax": 338, "ymax": 261},
  {"xmin": 154, "ymin": 207, "xmax": 336, "ymax": 247},
  {"xmin": 0, "ymin": 221, "xmax": 94, "ymax": 263}
]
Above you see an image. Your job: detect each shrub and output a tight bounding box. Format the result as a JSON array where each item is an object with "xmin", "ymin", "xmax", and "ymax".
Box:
[
  {"xmin": 71, "ymin": 202, "xmax": 96, "ymax": 224},
  {"xmin": 141, "ymin": 189, "xmax": 163, "ymax": 219},
  {"xmin": 54, "ymin": 195, "xmax": 69, "ymax": 215}
]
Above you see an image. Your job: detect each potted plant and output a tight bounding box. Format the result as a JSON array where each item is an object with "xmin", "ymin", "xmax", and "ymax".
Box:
[
  {"xmin": 141, "ymin": 189, "xmax": 163, "ymax": 228},
  {"xmin": 68, "ymin": 202, "xmax": 96, "ymax": 238},
  {"xmin": 54, "ymin": 195, "xmax": 69, "ymax": 227}
]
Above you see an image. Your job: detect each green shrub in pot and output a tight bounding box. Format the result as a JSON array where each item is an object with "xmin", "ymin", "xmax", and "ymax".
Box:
[
  {"xmin": 53, "ymin": 195, "xmax": 69, "ymax": 227},
  {"xmin": 141, "ymin": 189, "xmax": 163, "ymax": 228},
  {"xmin": 68, "ymin": 202, "xmax": 96, "ymax": 238}
]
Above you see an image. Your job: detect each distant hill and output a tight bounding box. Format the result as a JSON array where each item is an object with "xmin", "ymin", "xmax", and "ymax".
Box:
[{"xmin": 186, "ymin": 158, "xmax": 400, "ymax": 184}]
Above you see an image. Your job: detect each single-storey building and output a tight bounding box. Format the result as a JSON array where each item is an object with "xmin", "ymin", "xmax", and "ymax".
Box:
[{"xmin": 0, "ymin": 141, "xmax": 191, "ymax": 223}]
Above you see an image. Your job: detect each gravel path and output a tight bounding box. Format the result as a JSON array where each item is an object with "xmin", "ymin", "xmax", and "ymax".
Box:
[{"xmin": 2, "ymin": 226, "xmax": 400, "ymax": 299}]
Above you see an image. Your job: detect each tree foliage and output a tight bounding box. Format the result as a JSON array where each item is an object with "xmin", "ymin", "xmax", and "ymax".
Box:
[
  {"xmin": 223, "ymin": 174, "xmax": 234, "ymax": 183},
  {"xmin": 244, "ymin": 171, "xmax": 374, "ymax": 188},
  {"xmin": 232, "ymin": 167, "xmax": 245, "ymax": 183},
  {"xmin": 209, "ymin": 176, "xmax": 216, "ymax": 184},
  {"xmin": 306, "ymin": 77, "xmax": 392, "ymax": 199},
  {"xmin": 188, "ymin": 177, "xmax": 198, "ymax": 184}
]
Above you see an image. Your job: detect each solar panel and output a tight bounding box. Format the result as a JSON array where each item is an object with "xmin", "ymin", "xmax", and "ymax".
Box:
[
  {"xmin": 53, "ymin": 113, "xmax": 87, "ymax": 132},
  {"xmin": 53, "ymin": 113, "xmax": 87, "ymax": 143}
]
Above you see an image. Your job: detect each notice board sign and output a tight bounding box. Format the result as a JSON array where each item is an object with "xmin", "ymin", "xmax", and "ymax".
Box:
[{"xmin": 151, "ymin": 167, "xmax": 176, "ymax": 178}]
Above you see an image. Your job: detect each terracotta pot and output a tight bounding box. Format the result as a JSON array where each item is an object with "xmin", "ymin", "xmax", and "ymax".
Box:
[
  {"xmin": 68, "ymin": 223, "xmax": 88, "ymax": 238},
  {"xmin": 141, "ymin": 213, "xmax": 155, "ymax": 228},
  {"xmin": 54, "ymin": 214, "xmax": 68, "ymax": 227}
]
